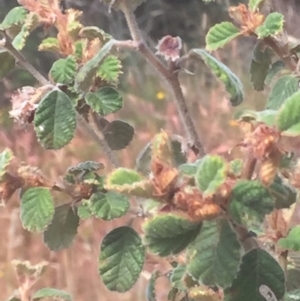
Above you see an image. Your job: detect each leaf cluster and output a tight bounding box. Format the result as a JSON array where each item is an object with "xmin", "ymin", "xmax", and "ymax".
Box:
[{"xmin": 2, "ymin": 0, "xmax": 300, "ymax": 300}]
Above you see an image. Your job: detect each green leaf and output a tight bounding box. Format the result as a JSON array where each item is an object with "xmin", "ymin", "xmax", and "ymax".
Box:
[
  {"xmin": 0, "ymin": 6, "xmax": 27, "ymax": 30},
  {"xmin": 105, "ymin": 168, "xmax": 153, "ymax": 198},
  {"xmin": 229, "ymin": 159, "xmax": 243, "ymax": 177},
  {"xmin": 77, "ymin": 200, "xmax": 93, "ymax": 220},
  {"xmin": 205, "ymin": 22, "xmax": 241, "ymax": 51},
  {"xmin": 146, "ymin": 270, "xmax": 160, "ymax": 301},
  {"xmin": 32, "ymin": 288, "xmax": 71, "ymax": 301},
  {"xmin": 34, "ymin": 90, "xmax": 76, "ymax": 149},
  {"xmin": 12, "ymin": 12, "xmax": 38, "ymax": 50},
  {"xmin": 20, "ymin": 187, "xmax": 54, "ymax": 232},
  {"xmin": 266, "ymin": 75, "xmax": 299, "ymax": 110},
  {"xmin": 269, "ymin": 175, "xmax": 297, "ymax": 209},
  {"xmin": 0, "ymin": 50, "xmax": 15, "ymax": 80},
  {"xmin": 75, "ymin": 39, "xmax": 115, "ymax": 92},
  {"xmin": 97, "ymin": 55, "xmax": 122, "ymax": 84},
  {"xmin": 136, "ymin": 136, "xmax": 186, "ymax": 176},
  {"xmin": 256, "ymin": 12, "xmax": 285, "ymax": 39},
  {"xmin": 179, "ymin": 160, "xmax": 202, "ymax": 176},
  {"xmin": 250, "ymin": 41, "xmax": 272, "ymax": 91},
  {"xmin": 277, "ymin": 91, "xmax": 300, "ymax": 136},
  {"xmin": 255, "ymin": 110, "xmax": 278, "ymax": 126},
  {"xmin": 278, "ymin": 226, "xmax": 300, "ymax": 251},
  {"xmin": 0, "ymin": 148, "xmax": 14, "ymax": 179},
  {"xmin": 99, "ymin": 226, "xmax": 145, "ymax": 292},
  {"xmin": 195, "ymin": 155, "xmax": 226, "ymax": 196},
  {"xmin": 285, "ymin": 289, "xmax": 300, "ymax": 301},
  {"xmin": 85, "ymin": 87, "xmax": 123, "ymax": 115},
  {"xmin": 49, "ymin": 56, "xmax": 77, "ymax": 85},
  {"xmin": 224, "ymin": 248, "xmax": 285, "ymax": 301},
  {"xmin": 170, "ymin": 264, "xmax": 186, "ymax": 291},
  {"xmin": 265, "ymin": 60, "xmax": 286, "ymax": 85},
  {"xmin": 68, "ymin": 161, "xmax": 104, "ymax": 175},
  {"xmin": 187, "ymin": 219, "xmax": 241, "ymax": 288},
  {"xmin": 249, "ymin": 0, "xmax": 264, "ymax": 11},
  {"xmin": 38, "ymin": 37, "xmax": 60, "ymax": 52},
  {"xmin": 191, "ymin": 49, "xmax": 244, "ymax": 106},
  {"xmin": 143, "ymin": 213, "xmax": 202, "ymax": 256},
  {"xmin": 79, "ymin": 26, "xmax": 111, "ymax": 41},
  {"xmin": 167, "ymin": 288, "xmax": 179, "ymax": 301},
  {"xmin": 43, "ymin": 204, "xmax": 79, "ymax": 251},
  {"xmin": 103, "ymin": 120, "xmax": 134, "ymax": 150},
  {"xmin": 107, "ymin": 168, "xmax": 143, "ymax": 185},
  {"xmin": 233, "ymin": 109, "xmax": 278, "ymax": 127},
  {"xmin": 90, "ymin": 191, "xmax": 129, "ymax": 220},
  {"xmin": 229, "ymin": 180, "xmax": 274, "ymax": 228}
]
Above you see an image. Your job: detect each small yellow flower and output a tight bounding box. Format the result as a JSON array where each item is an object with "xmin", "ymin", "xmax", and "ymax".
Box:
[{"xmin": 156, "ymin": 91, "xmax": 165, "ymax": 100}]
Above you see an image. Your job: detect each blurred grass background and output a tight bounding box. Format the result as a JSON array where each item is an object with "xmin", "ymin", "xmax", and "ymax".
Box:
[{"xmin": 0, "ymin": 0, "xmax": 300, "ymax": 300}]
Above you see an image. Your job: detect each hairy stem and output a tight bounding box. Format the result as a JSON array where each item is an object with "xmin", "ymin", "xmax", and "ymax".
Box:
[
  {"xmin": 264, "ymin": 36, "xmax": 298, "ymax": 71},
  {"xmin": 1, "ymin": 33, "xmax": 119, "ymax": 167},
  {"xmin": 120, "ymin": 3, "xmax": 205, "ymax": 156}
]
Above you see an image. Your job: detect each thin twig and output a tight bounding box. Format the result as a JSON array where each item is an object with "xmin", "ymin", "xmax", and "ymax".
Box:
[
  {"xmin": 85, "ymin": 112, "xmax": 120, "ymax": 167},
  {"xmin": 1, "ymin": 33, "xmax": 119, "ymax": 167},
  {"xmin": 120, "ymin": 2, "xmax": 205, "ymax": 157}
]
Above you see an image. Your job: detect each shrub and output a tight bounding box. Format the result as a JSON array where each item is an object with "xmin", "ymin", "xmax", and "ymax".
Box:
[{"xmin": 0, "ymin": 0, "xmax": 300, "ymax": 300}]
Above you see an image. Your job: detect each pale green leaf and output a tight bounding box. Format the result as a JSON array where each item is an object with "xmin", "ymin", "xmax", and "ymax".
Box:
[
  {"xmin": 20, "ymin": 187, "xmax": 54, "ymax": 232},
  {"xmin": 179, "ymin": 160, "xmax": 202, "ymax": 176},
  {"xmin": 143, "ymin": 213, "xmax": 202, "ymax": 256},
  {"xmin": 266, "ymin": 75, "xmax": 298, "ymax": 110},
  {"xmin": 205, "ymin": 22, "xmax": 241, "ymax": 51},
  {"xmin": 85, "ymin": 87, "xmax": 123, "ymax": 115},
  {"xmin": 277, "ymin": 91, "xmax": 300, "ymax": 136},
  {"xmin": 107, "ymin": 168, "xmax": 143, "ymax": 185},
  {"xmin": 187, "ymin": 219, "xmax": 241, "ymax": 288},
  {"xmin": 0, "ymin": 148, "xmax": 14, "ymax": 179},
  {"xmin": 32, "ymin": 288, "xmax": 71, "ymax": 301},
  {"xmin": 285, "ymin": 289, "xmax": 300, "ymax": 301},
  {"xmin": 195, "ymin": 155, "xmax": 226, "ymax": 196},
  {"xmin": 38, "ymin": 37, "xmax": 60, "ymax": 52},
  {"xmin": 249, "ymin": 0, "xmax": 265, "ymax": 11},
  {"xmin": 0, "ymin": 6, "xmax": 27, "ymax": 30},
  {"xmin": 77, "ymin": 200, "xmax": 93, "ymax": 220},
  {"xmin": 136, "ymin": 137, "xmax": 186, "ymax": 176},
  {"xmin": 79, "ymin": 26, "xmax": 111, "ymax": 41},
  {"xmin": 99, "ymin": 226, "xmax": 145, "ymax": 292},
  {"xmin": 43, "ymin": 204, "xmax": 79, "ymax": 251},
  {"xmin": 75, "ymin": 39, "xmax": 115, "ymax": 92},
  {"xmin": 90, "ymin": 191, "xmax": 129, "ymax": 220},
  {"xmin": 12, "ymin": 12, "xmax": 39, "ymax": 50},
  {"xmin": 256, "ymin": 12, "xmax": 284, "ymax": 39},
  {"xmin": 278, "ymin": 226, "xmax": 300, "ymax": 251},
  {"xmin": 34, "ymin": 90, "xmax": 76, "ymax": 149},
  {"xmin": 224, "ymin": 248, "xmax": 285, "ymax": 301},
  {"xmin": 191, "ymin": 49, "xmax": 244, "ymax": 106},
  {"xmin": 49, "ymin": 56, "xmax": 77, "ymax": 84}
]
